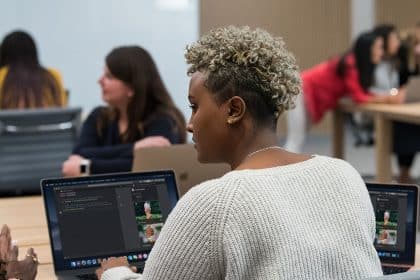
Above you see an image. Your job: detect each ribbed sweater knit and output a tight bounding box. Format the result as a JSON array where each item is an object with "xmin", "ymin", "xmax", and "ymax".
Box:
[{"xmin": 102, "ymin": 155, "xmax": 383, "ymax": 280}]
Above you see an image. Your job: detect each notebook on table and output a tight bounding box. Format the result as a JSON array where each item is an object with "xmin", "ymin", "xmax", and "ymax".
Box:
[
  {"xmin": 132, "ymin": 144, "xmax": 230, "ymax": 197},
  {"xmin": 41, "ymin": 171, "xmax": 179, "ymax": 280},
  {"xmin": 366, "ymin": 183, "xmax": 418, "ymax": 275}
]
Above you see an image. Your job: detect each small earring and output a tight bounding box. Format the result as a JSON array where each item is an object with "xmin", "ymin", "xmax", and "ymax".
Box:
[{"xmin": 227, "ymin": 119, "xmax": 233, "ymax": 124}]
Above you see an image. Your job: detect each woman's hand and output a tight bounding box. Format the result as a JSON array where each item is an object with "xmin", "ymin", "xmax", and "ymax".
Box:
[
  {"xmin": 0, "ymin": 224, "xmax": 11, "ymax": 262},
  {"xmin": 0, "ymin": 225, "xmax": 38, "ymax": 280},
  {"xmin": 134, "ymin": 136, "xmax": 171, "ymax": 150},
  {"xmin": 95, "ymin": 256, "xmax": 136, "ymax": 279},
  {"xmin": 62, "ymin": 154, "xmax": 85, "ymax": 177},
  {"xmin": 388, "ymin": 88, "xmax": 406, "ymax": 104},
  {"xmin": 6, "ymin": 247, "xmax": 38, "ymax": 280}
]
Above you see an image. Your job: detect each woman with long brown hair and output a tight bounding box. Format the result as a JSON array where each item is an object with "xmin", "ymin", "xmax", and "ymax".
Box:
[
  {"xmin": 62, "ymin": 46, "xmax": 186, "ymax": 176},
  {"xmin": 0, "ymin": 30, "xmax": 66, "ymax": 108}
]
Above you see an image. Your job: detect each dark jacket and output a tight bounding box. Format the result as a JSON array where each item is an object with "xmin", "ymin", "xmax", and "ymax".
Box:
[{"xmin": 73, "ymin": 106, "xmax": 183, "ymax": 174}]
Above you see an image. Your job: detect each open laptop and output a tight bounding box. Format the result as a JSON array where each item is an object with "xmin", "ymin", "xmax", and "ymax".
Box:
[
  {"xmin": 132, "ymin": 144, "xmax": 230, "ymax": 196},
  {"xmin": 41, "ymin": 171, "xmax": 179, "ymax": 279},
  {"xmin": 366, "ymin": 183, "xmax": 418, "ymax": 275}
]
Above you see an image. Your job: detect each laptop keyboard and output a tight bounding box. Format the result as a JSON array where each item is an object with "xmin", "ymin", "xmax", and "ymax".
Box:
[
  {"xmin": 382, "ymin": 266, "xmax": 409, "ymax": 275},
  {"xmin": 76, "ymin": 274, "xmax": 97, "ymax": 280}
]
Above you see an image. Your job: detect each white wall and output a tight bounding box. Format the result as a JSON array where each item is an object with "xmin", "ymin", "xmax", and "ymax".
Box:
[
  {"xmin": 0, "ymin": 0, "xmax": 198, "ymax": 119},
  {"xmin": 351, "ymin": 0, "xmax": 375, "ymax": 39}
]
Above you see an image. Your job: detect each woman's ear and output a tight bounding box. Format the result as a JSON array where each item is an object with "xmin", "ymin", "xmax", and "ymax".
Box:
[
  {"xmin": 226, "ymin": 96, "xmax": 246, "ymax": 125},
  {"xmin": 126, "ymin": 84, "xmax": 135, "ymax": 98}
]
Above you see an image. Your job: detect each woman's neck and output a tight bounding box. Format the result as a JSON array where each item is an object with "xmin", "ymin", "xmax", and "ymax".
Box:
[
  {"xmin": 229, "ymin": 128, "xmax": 279, "ymax": 169},
  {"xmin": 230, "ymin": 128, "xmax": 311, "ymax": 171}
]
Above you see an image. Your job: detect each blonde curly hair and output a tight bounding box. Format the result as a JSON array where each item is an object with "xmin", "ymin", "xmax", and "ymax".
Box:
[{"xmin": 185, "ymin": 26, "xmax": 301, "ymax": 126}]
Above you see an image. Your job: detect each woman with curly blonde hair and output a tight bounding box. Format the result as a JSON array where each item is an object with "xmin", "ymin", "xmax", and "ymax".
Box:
[{"xmin": 96, "ymin": 26, "xmax": 382, "ymax": 280}]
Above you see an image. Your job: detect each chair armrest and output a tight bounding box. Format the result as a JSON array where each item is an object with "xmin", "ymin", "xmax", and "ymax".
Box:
[{"xmin": 4, "ymin": 121, "xmax": 74, "ymax": 133}]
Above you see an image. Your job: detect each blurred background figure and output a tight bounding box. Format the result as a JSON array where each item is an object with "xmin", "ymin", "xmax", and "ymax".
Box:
[
  {"xmin": 350, "ymin": 24, "xmax": 403, "ymax": 147},
  {"xmin": 392, "ymin": 22, "xmax": 420, "ymax": 183},
  {"xmin": 372, "ymin": 24, "xmax": 402, "ymax": 93},
  {"xmin": 285, "ymin": 31, "xmax": 405, "ymax": 153},
  {"xmin": 0, "ymin": 30, "xmax": 67, "ymax": 109},
  {"xmin": 350, "ymin": 22, "xmax": 420, "ymax": 183},
  {"xmin": 399, "ymin": 21, "xmax": 420, "ymax": 78},
  {"xmin": 62, "ymin": 46, "xmax": 186, "ymax": 176}
]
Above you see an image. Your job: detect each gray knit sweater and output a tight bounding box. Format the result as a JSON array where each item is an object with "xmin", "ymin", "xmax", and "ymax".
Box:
[{"xmin": 102, "ymin": 155, "xmax": 383, "ymax": 280}]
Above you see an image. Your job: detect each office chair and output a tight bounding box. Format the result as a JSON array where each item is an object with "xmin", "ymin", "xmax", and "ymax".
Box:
[{"xmin": 0, "ymin": 107, "xmax": 82, "ymax": 195}]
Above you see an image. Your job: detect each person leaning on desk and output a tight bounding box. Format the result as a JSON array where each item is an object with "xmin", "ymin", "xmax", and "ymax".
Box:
[
  {"xmin": 284, "ymin": 31, "xmax": 406, "ymax": 153},
  {"xmin": 62, "ymin": 46, "xmax": 186, "ymax": 177},
  {"xmin": 95, "ymin": 26, "xmax": 383, "ymax": 280}
]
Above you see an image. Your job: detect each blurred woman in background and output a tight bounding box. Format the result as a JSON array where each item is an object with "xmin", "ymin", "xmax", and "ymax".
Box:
[
  {"xmin": 0, "ymin": 30, "xmax": 66, "ymax": 109},
  {"xmin": 350, "ymin": 24, "xmax": 403, "ymax": 146},
  {"xmin": 285, "ymin": 31, "xmax": 405, "ymax": 153},
  {"xmin": 62, "ymin": 46, "xmax": 186, "ymax": 176},
  {"xmin": 399, "ymin": 21, "xmax": 420, "ymax": 78},
  {"xmin": 391, "ymin": 22, "xmax": 420, "ymax": 183}
]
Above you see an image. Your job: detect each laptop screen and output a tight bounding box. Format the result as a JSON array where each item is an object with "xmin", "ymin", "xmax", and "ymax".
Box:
[
  {"xmin": 42, "ymin": 171, "xmax": 179, "ymax": 272},
  {"xmin": 367, "ymin": 183, "xmax": 418, "ymax": 265}
]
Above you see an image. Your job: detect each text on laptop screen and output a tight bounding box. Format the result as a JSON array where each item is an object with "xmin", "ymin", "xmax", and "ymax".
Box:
[
  {"xmin": 368, "ymin": 184, "xmax": 418, "ymax": 265},
  {"xmin": 42, "ymin": 171, "xmax": 178, "ymax": 271}
]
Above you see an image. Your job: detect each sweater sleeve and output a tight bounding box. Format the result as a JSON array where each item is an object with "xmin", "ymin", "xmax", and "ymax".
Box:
[
  {"xmin": 102, "ymin": 266, "xmax": 143, "ymax": 280},
  {"xmin": 101, "ymin": 182, "xmax": 229, "ymax": 280},
  {"xmin": 104, "ymin": 182, "xmax": 224, "ymax": 280},
  {"xmin": 140, "ymin": 186, "xmax": 219, "ymax": 279}
]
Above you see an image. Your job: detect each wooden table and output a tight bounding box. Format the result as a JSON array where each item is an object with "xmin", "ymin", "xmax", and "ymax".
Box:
[
  {"xmin": 2, "ymin": 196, "xmax": 420, "ymax": 278},
  {"xmin": 333, "ymin": 102, "xmax": 420, "ymax": 182}
]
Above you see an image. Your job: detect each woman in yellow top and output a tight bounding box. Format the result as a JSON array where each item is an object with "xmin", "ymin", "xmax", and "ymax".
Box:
[{"xmin": 0, "ymin": 30, "xmax": 67, "ymax": 109}]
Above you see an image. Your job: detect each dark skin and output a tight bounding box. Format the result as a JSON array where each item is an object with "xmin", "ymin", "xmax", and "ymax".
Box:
[
  {"xmin": 0, "ymin": 225, "xmax": 38, "ymax": 280},
  {"xmin": 186, "ymin": 71, "xmax": 311, "ymax": 170},
  {"xmin": 95, "ymin": 71, "xmax": 310, "ymax": 278}
]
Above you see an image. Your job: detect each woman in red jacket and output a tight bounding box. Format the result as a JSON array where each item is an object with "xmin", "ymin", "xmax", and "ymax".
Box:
[{"xmin": 285, "ymin": 31, "xmax": 406, "ymax": 152}]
